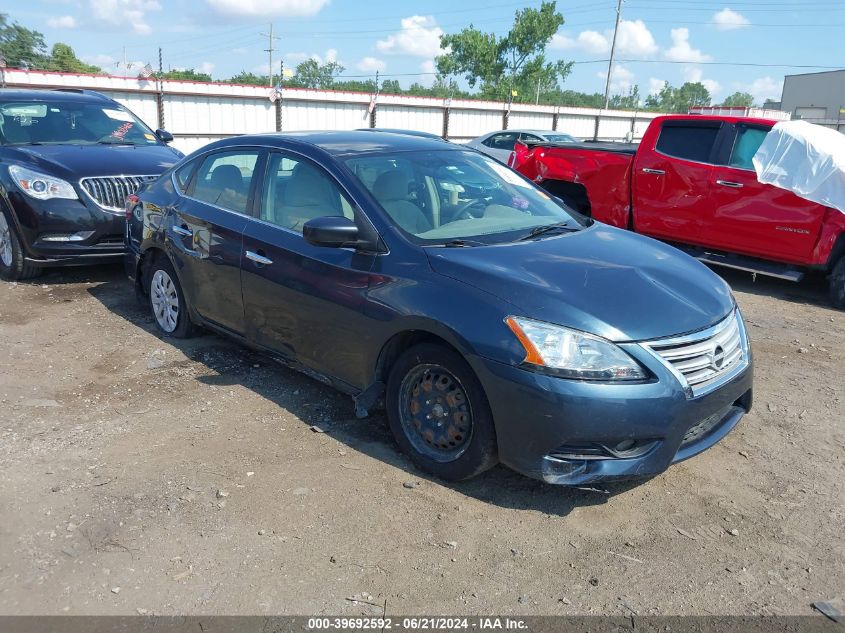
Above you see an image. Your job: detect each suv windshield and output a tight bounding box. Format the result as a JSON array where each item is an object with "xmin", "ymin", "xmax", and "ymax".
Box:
[
  {"xmin": 0, "ymin": 100, "xmax": 159, "ymax": 146},
  {"xmin": 345, "ymin": 150, "xmax": 586, "ymax": 245}
]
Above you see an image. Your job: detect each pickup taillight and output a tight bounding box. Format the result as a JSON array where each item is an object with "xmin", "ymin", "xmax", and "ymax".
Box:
[{"xmin": 512, "ymin": 140, "xmax": 530, "ymax": 169}]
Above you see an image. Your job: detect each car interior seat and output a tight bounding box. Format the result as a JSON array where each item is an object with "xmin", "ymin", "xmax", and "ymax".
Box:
[
  {"xmin": 203, "ymin": 164, "xmax": 247, "ymax": 212},
  {"xmin": 372, "ymin": 170, "xmax": 432, "ymax": 234},
  {"xmin": 280, "ymin": 163, "xmax": 341, "ymax": 232}
]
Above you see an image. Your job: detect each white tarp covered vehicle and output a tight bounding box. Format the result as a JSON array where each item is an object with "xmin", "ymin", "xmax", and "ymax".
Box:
[{"xmin": 753, "ymin": 119, "xmax": 845, "ymax": 214}]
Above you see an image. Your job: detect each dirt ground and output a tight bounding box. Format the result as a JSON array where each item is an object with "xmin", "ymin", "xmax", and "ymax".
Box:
[{"xmin": 0, "ymin": 264, "xmax": 842, "ymax": 617}]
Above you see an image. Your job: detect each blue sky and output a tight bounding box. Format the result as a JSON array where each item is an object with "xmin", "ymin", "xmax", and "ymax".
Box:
[{"xmin": 8, "ymin": 0, "xmax": 845, "ymax": 104}]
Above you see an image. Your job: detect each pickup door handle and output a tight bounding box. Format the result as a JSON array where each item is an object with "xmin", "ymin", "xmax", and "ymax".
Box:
[
  {"xmin": 172, "ymin": 225, "xmax": 192, "ymax": 237},
  {"xmin": 716, "ymin": 180, "xmax": 744, "ymax": 188},
  {"xmin": 245, "ymin": 250, "xmax": 273, "ymax": 266},
  {"xmin": 641, "ymin": 168, "xmax": 665, "ymax": 175}
]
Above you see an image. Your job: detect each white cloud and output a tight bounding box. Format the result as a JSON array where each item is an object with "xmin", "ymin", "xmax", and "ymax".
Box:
[
  {"xmin": 83, "ymin": 54, "xmax": 147, "ymax": 75},
  {"xmin": 284, "ymin": 52, "xmax": 309, "ymax": 64},
  {"xmin": 308, "ymin": 49, "xmax": 340, "ymax": 65},
  {"xmin": 551, "ymin": 20, "xmax": 657, "ymax": 56},
  {"xmin": 88, "ymin": 0, "xmax": 161, "ymax": 36},
  {"xmin": 597, "ymin": 64, "xmax": 635, "ymax": 95},
  {"xmin": 377, "ymin": 16, "xmax": 446, "ymax": 58},
  {"xmin": 197, "ymin": 61, "xmax": 215, "ymax": 75},
  {"xmin": 418, "ymin": 59, "xmax": 437, "ymax": 86},
  {"xmin": 356, "ymin": 57, "xmax": 386, "ymax": 73},
  {"xmin": 743, "ymin": 76, "xmax": 783, "ymax": 103},
  {"xmin": 683, "ymin": 66, "xmax": 721, "ymax": 97},
  {"xmin": 712, "ymin": 8, "xmax": 750, "ymax": 31},
  {"xmin": 664, "ymin": 28, "xmax": 711, "ymax": 63},
  {"xmin": 205, "ymin": 0, "xmax": 328, "ymax": 18},
  {"xmin": 648, "ymin": 77, "xmax": 667, "ymax": 96},
  {"xmin": 48, "ymin": 15, "xmax": 78, "ymax": 29}
]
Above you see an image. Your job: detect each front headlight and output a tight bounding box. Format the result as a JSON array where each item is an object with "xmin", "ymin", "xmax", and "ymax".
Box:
[
  {"xmin": 8, "ymin": 165, "xmax": 78, "ymax": 200},
  {"xmin": 506, "ymin": 316, "xmax": 646, "ymax": 380}
]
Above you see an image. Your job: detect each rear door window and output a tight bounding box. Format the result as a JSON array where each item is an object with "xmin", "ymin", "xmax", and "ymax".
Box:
[
  {"xmin": 192, "ymin": 151, "xmax": 259, "ymax": 214},
  {"xmin": 655, "ymin": 123, "xmax": 721, "ymax": 163},
  {"xmin": 482, "ymin": 132, "xmax": 519, "ymax": 150},
  {"xmin": 727, "ymin": 126, "xmax": 769, "ymax": 170}
]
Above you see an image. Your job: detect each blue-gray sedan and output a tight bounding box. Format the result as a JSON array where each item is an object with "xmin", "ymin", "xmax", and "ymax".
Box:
[{"xmin": 125, "ymin": 131, "xmax": 752, "ymax": 486}]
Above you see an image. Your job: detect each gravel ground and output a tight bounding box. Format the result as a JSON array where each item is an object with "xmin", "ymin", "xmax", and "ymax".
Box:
[{"xmin": 0, "ymin": 265, "xmax": 842, "ymax": 616}]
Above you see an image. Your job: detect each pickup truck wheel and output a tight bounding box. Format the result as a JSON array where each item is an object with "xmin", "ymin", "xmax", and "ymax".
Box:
[
  {"xmin": 386, "ymin": 343, "xmax": 498, "ymax": 481},
  {"xmin": 829, "ymin": 256, "xmax": 845, "ymax": 310},
  {"xmin": 0, "ymin": 208, "xmax": 41, "ymax": 281},
  {"xmin": 146, "ymin": 255, "xmax": 196, "ymax": 338}
]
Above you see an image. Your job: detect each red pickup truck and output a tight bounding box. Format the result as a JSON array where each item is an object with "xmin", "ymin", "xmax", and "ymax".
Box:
[{"xmin": 511, "ymin": 114, "xmax": 845, "ymax": 308}]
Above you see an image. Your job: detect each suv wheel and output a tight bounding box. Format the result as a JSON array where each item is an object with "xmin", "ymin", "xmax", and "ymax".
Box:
[
  {"xmin": 386, "ymin": 343, "xmax": 498, "ymax": 481},
  {"xmin": 830, "ymin": 255, "xmax": 845, "ymax": 310},
  {"xmin": 146, "ymin": 255, "xmax": 195, "ymax": 337},
  {"xmin": 0, "ymin": 209, "xmax": 41, "ymax": 281}
]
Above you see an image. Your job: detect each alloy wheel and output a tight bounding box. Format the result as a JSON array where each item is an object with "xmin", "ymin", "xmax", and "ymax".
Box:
[{"xmin": 0, "ymin": 213, "xmax": 12, "ymax": 268}]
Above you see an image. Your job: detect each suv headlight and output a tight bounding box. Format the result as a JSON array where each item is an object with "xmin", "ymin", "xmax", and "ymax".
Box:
[
  {"xmin": 8, "ymin": 165, "xmax": 78, "ymax": 200},
  {"xmin": 506, "ymin": 316, "xmax": 646, "ymax": 380}
]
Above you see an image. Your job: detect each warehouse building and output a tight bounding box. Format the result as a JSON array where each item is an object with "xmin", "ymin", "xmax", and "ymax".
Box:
[{"xmin": 780, "ymin": 69, "xmax": 845, "ymax": 131}]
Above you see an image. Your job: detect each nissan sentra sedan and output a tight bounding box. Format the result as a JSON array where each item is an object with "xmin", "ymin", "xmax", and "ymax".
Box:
[{"xmin": 125, "ymin": 131, "xmax": 752, "ymax": 486}]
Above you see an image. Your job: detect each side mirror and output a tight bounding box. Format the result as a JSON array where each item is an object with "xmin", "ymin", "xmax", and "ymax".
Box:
[
  {"xmin": 155, "ymin": 128, "xmax": 174, "ymax": 144},
  {"xmin": 303, "ymin": 216, "xmax": 359, "ymax": 248}
]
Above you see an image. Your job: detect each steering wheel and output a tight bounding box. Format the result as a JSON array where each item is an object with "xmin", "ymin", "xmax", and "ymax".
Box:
[{"xmin": 444, "ymin": 198, "xmax": 486, "ymax": 223}]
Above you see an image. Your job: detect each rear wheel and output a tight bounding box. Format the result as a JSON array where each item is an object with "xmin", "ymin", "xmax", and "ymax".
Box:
[
  {"xmin": 386, "ymin": 343, "xmax": 498, "ymax": 481},
  {"xmin": 0, "ymin": 208, "xmax": 41, "ymax": 281},
  {"xmin": 829, "ymin": 255, "xmax": 845, "ymax": 310},
  {"xmin": 146, "ymin": 255, "xmax": 196, "ymax": 337}
]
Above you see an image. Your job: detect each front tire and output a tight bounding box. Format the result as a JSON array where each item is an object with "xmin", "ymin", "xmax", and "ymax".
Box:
[
  {"xmin": 386, "ymin": 343, "xmax": 498, "ymax": 481},
  {"xmin": 829, "ymin": 255, "xmax": 845, "ymax": 310},
  {"xmin": 146, "ymin": 255, "xmax": 195, "ymax": 337},
  {"xmin": 0, "ymin": 208, "xmax": 41, "ymax": 281}
]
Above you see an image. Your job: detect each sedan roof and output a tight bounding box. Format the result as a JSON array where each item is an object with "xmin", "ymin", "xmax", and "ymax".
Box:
[{"xmin": 211, "ymin": 130, "xmax": 462, "ymax": 157}]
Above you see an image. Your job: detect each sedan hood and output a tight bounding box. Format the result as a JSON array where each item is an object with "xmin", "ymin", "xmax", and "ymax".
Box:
[
  {"xmin": 9, "ymin": 144, "xmax": 182, "ymax": 179},
  {"xmin": 426, "ymin": 224, "xmax": 734, "ymax": 342}
]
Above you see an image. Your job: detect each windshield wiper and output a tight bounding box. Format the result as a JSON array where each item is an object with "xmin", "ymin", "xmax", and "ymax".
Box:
[
  {"xmin": 96, "ymin": 139, "xmax": 136, "ymax": 145},
  {"xmin": 518, "ymin": 221, "xmax": 578, "ymax": 241},
  {"xmin": 441, "ymin": 239, "xmax": 485, "ymax": 248}
]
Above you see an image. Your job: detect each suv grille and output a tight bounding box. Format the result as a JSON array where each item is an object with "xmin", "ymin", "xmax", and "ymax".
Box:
[
  {"xmin": 81, "ymin": 175, "xmax": 158, "ymax": 213},
  {"xmin": 644, "ymin": 310, "xmax": 746, "ymax": 397}
]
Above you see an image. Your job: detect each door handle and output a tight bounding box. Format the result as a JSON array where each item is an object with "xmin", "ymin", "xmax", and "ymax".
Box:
[
  {"xmin": 641, "ymin": 168, "xmax": 665, "ymax": 175},
  {"xmin": 245, "ymin": 250, "xmax": 273, "ymax": 266},
  {"xmin": 716, "ymin": 180, "xmax": 744, "ymax": 188},
  {"xmin": 172, "ymin": 225, "xmax": 192, "ymax": 237}
]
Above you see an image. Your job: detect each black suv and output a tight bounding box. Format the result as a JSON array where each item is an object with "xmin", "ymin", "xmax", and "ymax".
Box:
[{"xmin": 0, "ymin": 88, "xmax": 182, "ymax": 280}]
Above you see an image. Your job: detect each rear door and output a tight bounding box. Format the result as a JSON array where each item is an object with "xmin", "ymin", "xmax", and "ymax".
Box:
[
  {"xmin": 633, "ymin": 119, "xmax": 722, "ymax": 243},
  {"xmin": 479, "ymin": 132, "xmax": 520, "ymax": 163},
  {"xmin": 168, "ymin": 148, "xmax": 263, "ymax": 334},
  {"xmin": 702, "ymin": 123, "xmax": 826, "ymax": 263},
  {"xmin": 240, "ymin": 150, "xmax": 378, "ymax": 387}
]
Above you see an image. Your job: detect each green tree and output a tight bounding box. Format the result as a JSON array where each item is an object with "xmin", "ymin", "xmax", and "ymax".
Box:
[
  {"xmin": 289, "ymin": 59, "xmax": 344, "ymax": 89},
  {"xmin": 721, "ymin": 91, "xmax": 754, "ymax": 107},
  {"xmin": 45, "ymin": 43, "xmax": 100, "ymax": 74},
  {"xmin": 608, "ymin": 85, "xmax": 641, "ymax": 110},
  {"xmin": 436, "ymin": 1, "xmax": 573, "ymax": 103},
  {"xmin": 227, "ymin": 70, "xmax": 269, "ymax": 86},
  {"xmin": 0, "ymin": 13, "xmax": 47, "ymax": 69},
  {"xmin": 645, "ymin": 81, "xmax": 711, "ymax": 113},
  {"xmin": 162, "ymin": 68, "xmax": 213, "ymax": 82}
]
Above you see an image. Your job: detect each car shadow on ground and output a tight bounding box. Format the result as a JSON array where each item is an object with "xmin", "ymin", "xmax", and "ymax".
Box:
[{"xmin": 79, "ymin": 266, "xmax": 638, "ymax": 516}]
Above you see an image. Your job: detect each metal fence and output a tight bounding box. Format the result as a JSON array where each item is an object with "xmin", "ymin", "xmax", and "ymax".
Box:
[{"xmin": 1, "ymin": 68, "xmax": 663, "ymax": 155}]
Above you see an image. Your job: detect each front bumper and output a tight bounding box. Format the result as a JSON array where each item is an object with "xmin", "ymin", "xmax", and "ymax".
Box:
[
  {"xmin": 469, "ymin": 340, "xmax": 753, "ymax": 486},
  {"xmin": 7, "ymin": 190, "xmax": 126, "ymax": 267}
]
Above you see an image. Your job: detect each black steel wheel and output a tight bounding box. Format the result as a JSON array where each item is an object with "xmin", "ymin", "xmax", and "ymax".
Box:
[
  {"xmin": 387, "ymin": 343, "xmax": 498, "ymax": 481},
  {"xmin": 830, "ymin": 255, "xmax": 845, "ymax": 310}
]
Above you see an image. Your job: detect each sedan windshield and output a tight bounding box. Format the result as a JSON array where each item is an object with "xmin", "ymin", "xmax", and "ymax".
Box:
[
  {"xmin": 345, "ymin": 150, "xmax": 586, "ymax": 245},
  {"xmin": 0, "ymin": 100, "xmax": 159, "ymax": 146},
  {"xmin": 543, "ymin": 134, "xmax": 576, "ymax": 143}
]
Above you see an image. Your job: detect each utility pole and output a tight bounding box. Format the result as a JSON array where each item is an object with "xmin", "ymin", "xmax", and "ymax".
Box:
[
  {"xmin": 156, "ymin": 47, "xmax": 165, "ymax": 130},
  {"xmin": 261, "ymin": 23, "xmax": 280, "ymax": 87},
  {"xmin": 536, "ymin": 76, "xmax": 541, "ymax": 105},
  {"xmin": 603, "ymin": 0, "xmax": 624, "ymax": 109}
]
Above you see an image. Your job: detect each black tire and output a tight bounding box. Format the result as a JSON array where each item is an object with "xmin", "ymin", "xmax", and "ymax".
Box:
[
  {"xmin": 0, "ymin": 207, "xmax": 41, "ymax": 281},
  {"xmin": 830, "ymin": 255, "xmax": 845, "ymax": 310},
  {"xmin": 386, "ymin": 343, "xmax": 498, "ymax": 481},
  {"xmin": 145, "ymin": 254, "xmax": 196, "ymax": 338}
]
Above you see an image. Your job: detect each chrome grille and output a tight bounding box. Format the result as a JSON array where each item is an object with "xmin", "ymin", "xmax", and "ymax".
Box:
[
  {"xmin": 644, "ymin": 310, "xmax": 747, "ymax": 397},
  {"xmin": 80, "ymin": 175, "xmax": 158, "ymax": 213}
]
